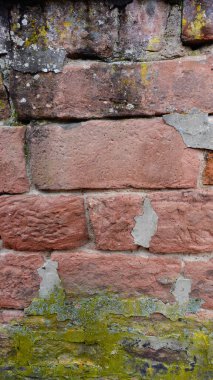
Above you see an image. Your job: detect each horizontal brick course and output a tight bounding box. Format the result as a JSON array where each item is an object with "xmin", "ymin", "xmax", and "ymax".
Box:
[
  {"xmin": 52, "ymin": 251, "xmax": 181, "ymax": 303},
  {"xmin": 28, "ymin": 119, "xmax": 200, "ymax": 190},
  {"xmin": 10, "ymin": 56, "xmax": 213, "ymax": 119}
]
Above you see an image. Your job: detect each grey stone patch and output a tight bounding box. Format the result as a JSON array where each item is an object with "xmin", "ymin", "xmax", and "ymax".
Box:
[
  {"xmin": 171, "ymin": 276, "xmax": 191, "ymax": 306},
  {"xmin": 125, "ymin": 337, "xmax": 187, "ymax": 352},
  {"xmin": 131, "ymin": 198, "xmax": 158, "ymax": 248},
  {"xmin": 0, "ymin": 8, "xmax": 10, "ymax": 56},
  {"xmin": 37, "ymin": 259, "xmax": 61, "ymax": 299},
  {"xmin": 163, "ymin": 112, "xmax": 213, "ymax": 150},
  {"xmin": 11, "ymin": 47, "xmax": 66, "ymax": 73}
]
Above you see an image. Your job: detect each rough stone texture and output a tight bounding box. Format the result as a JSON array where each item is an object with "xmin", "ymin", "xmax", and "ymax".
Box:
[
  {"xmin": 10, "ymin": 56, "xmax": 213, "ymax": 120},
  {"xmin": 0, "ymin": 252, "xmax": 44, "ymax": 309},
  {"xmin": 149, "ymin": 190, "xmax": 213, "ymax": 254},
  {"xmin": 203, "ymin": 153, "xmax": 213, "ymax": 185},
  {"xmin": 132, "ymin": 198, "xmax": 158, "ymax": 249},
  {"xmin": 182, "ymin": 0, "xmax": 213, "ymax": 44},
  {"xmin": 119, "ymin": 0, "xmax": 170, "ymax": 59},
  {"xmin": 163, "ymin": 112, "xmax": 213, "ymax": 150},
  {"xmin": 28, "ymin": 120, "xmax": 200, "ymax": 190},
  {"xmin": 0, "ymin": 74, "xmax": 9, "ymax": 119},
  {"xmin": 0, "ymin": 127, "xmax": 29, "ymax": 194},
  {"xmin": 0, "ymin": 5, "xmax": 10, "ymax": 55},
  {"xmin": 38, "ymin": 260, "xmax": 61, "ymax": 299},
  {"xmin": 10, "ymin": 0, "xmax": 118, "ymax": 69},
  {"xmin": 183, "ymin": 259, "xmax": 213, "ymax": 309},
  {"xmin": 52, "ymin": 251, "xmax": 181, "ymax": 302},
  {"xmin": 0, "ymin": 195, "xmax": 88, "ymax": 251},
  {"xmin": 87, "ymin": 194, "xmax": 143, "ymax": 250},
  {"xmin": 0, "ymin": 310, "xmax": 24, "ymax": 324}
]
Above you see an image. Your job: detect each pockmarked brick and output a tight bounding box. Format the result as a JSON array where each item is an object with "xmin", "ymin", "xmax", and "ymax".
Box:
[
  {"xmin": 183, "ymin": 259, "xmax": 213, "ymax": 309},
  {"xmin": 203, "ymin": 153, "xmax": 213, "ymax": 185},
  {"xmin": 10, "ymin": 0, "xmax": 118, "ymax": 69},
  {"xmin": 182, "ymin": 0, "xmax": 213, "ymax": 44},
  {"xmin": 87, "ymin": 194, "xmax": 143, "ymax": 250},
  {"xmin": 119, "ymin": 0, "xmax": 170, "ymax": 58},
  {"xmin": 149, "ymin": 191, "xmax": 213, "ymax": 254},
  {"xmin": 0, "ymin": 195, "xmax": 88, "ymax": 251},
  {"xmin": 0, "ymin": 253, "xmax": 44, "ymax": 309},
  {"xmin": 10, "ymin": 56, "xmax": 213, "ymax": 119},
  {"xmin": 0, "ymin": 74, "xmax": 10, "ymax": 119},
  {"xmin": 52, "ymin": 251, "xmax": 181, "ymax": 303},
  {"xmin": 28, "ymin": 119, "xmax": 200, "ymax": 190},
  {"xmin": 0, "ymin": 127, "xmax": 29, "ymax": 194}
]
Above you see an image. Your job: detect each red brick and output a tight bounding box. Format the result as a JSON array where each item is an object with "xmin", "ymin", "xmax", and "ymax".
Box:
[
  {"xmin": 0, "ymin": 74, "xmax": 10, "ymax": 120},
  {"xmin": 119, "ymin": 0, "xmax": 170, "ymax": 57},
  {"xmin": 10, "ymin": 56, "xmax": 213, "ymax": 119},
  {"xmin": 0, "ymin": 252, "xmax": 44, "ymax": 309},
  {"xmin": 0, "ymin": 195, "xmax": 88, "ymax": 251},
  {"xmin": 52, "ymin": 251, "xmax": 181, "ymax": 303},
  {"xmin": 182, "ymin": 0, "xmax": 213, "ymax": 44},
  {"xmin": 0, "ymin": 127, "xmax": 29, "ymax": 194},
  {"xmin": 203, "ymin": 153, "xmax": 213, "ymax": 185},
  {"xmin": 29, "ymin": 119, "xmax": 200, "ymax": 190},
  {"xmin": 183, "ymin": 259, "xmax": 213, "ymax": 309},
  {"xmin": 149, "ymin": 191, "xmax": 213, "ymax": 254},
  {"xmin": 88, "ymin": 194, "xmax": 143, "ymax": 250}
]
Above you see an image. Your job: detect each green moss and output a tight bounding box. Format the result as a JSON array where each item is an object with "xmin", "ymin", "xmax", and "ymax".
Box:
[{"xmin": 0, "ymin": 289, "xmax": 212, "ymax": 379}]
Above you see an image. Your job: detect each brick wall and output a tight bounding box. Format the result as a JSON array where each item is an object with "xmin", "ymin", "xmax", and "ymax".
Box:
[{"xmin": 0, "ymin": 1, "xmax": 212, "ymax": 378}]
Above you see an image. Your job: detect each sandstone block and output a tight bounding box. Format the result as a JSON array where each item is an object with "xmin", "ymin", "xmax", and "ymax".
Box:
[
  {"xmin": 0, "ymin": 195, "xmax": 88, "ymax": 251},
  {"xmin": 0, "ymin": 74, "xmax": 10, "ymax": 120},
  {"xmin": 0, "ymin": 127, "xmax": 29, "ymax": 194},
  {"xmin": 28, "ymin": 119, "xmax": 200, "ymax": 190},
  {"xmin": 52, "ymin": 251, "xmax": 181, "ymax": 303},
  {"xmin": 88, "ymin": 194, "xmax": 143, "ymax": 250},
  {"xmin": 149, "ymin": 191, "xmax": 213, "ymax": 254},
  {"xmin": 0, "ymin": 253, "xmax": 44, "ymax": 309},
  {"xmin": 10, "ymin": 56, "xmax": 213, "ymax": 119}
]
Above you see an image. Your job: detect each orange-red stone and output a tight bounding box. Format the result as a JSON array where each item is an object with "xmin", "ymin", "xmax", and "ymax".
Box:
[
  {"xmin": 0, "ymin": 127, "xmax": 29, "ymax": 194},
  {"xmin": 0, "ymin": 195, "xmax": 88, "ymax": 251}
]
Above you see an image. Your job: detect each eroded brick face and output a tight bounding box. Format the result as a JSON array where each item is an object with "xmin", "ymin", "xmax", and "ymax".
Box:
[
  {"xmin": 0, "ymin": 127, "xmax": 29, "ymax": 194},
  {"xmin": 10, "ymin": 56, "xmax": 213, "ymax": 120},
  {"xmin": 0, "ymin": 195, "xmax": 88, "ymax": 251},
  {"xmin": 28, "ymin": 120, "xmax": 200, "ymax": 190},
  {"xmin": 0, "ymin": 253, "xmax": 44, "ymax": 309},
  {"xmin": 203, "ymin": 153, "xmax": 213, "ymax": 185},
  {"xmin": 0, "ymin": 3, "xmax": 213, "ymax": 375}
]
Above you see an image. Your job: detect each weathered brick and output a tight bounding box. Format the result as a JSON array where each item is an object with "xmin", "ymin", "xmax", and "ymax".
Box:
[
  {"xmin": 0, "ymin": 74, "xmax": 10, "ymax": 119},
  {"xmin": 88, "ymin": 194, "xmax": 143, "ymax": 250},
  {"xmin": 149, "ymin": 191, "xmax": 213, "ymax": 254},
  {"xmin": 10, "ymin": 0, "xmax": 118, "ymax": 72},
  {"xmin": 119, "ymin": 0, "xmax": 170, "ymax": 58},
  {"xmin": 0, "ymin": 252, "xmax": 44, "ymax": 309},
  {"xmin": 182, "ymin": 0, "xmax": 213, "ymax": 44},
  {"xmin": 10, "ymin": 56, "xmax": 213, "ymax": 119},
  {"xmin": 203, "ymin": 152, "xmax": 213, "ymax": 185},
  {"xmin": 29, "ymin": 120, "xmax": 200, "ymax": 190},
  {"xmin": 0, "ymin": 127, "xmax": 29, "ymax": 194},
  {"xmin": 52, "ymin": 251, "xmax": 181, "ymax": 303},
  {"xmin": 0, "ymin": 195, "xmax": 88, "ymax": 251},
  {"xmin": 183, "ymin": 259, "xmax": 213, "ymax": 309}
]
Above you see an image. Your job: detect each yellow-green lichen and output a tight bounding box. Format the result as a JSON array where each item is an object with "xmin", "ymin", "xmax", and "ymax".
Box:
[{"xmin": 0, "ymin": 289, "xmax": 212, "ymax": 379}]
